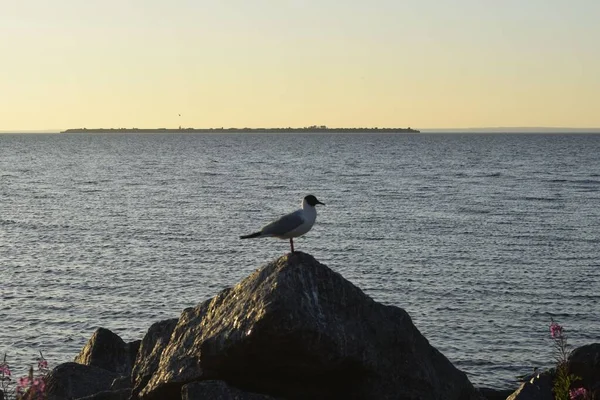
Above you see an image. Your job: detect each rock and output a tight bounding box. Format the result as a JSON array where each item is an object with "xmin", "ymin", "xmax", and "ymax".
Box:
[
  {"xmin": 130, "ymin": 318, "xmax": 179, "ymax": 399},
  {"xmin": 74, "ymin": 328, "xmax": 140, "ymax": 376},
  {"xmin": 110, "ymin": 375, "xmax": 132, "ymax": 390},
  {"xmin": 138, "ymin": 252, "xmax": 480, "ymax": 400},
  {"xmin": 505, "ymin": 344, "xmax": 600, "ymax": 400},
  {"xmin": 568, "ymin": 343, "xmax": 600, "ymax": 391},
  {"xmin": 182, "ymin": 380, "xmax": 278, "ymax": 400},
  {"xmin": 75, "ymin": 389, "xmax": 131, "ymax": 400},
  {"xmin": 478, "ymin": 387, "xmax": 514, "ymax": 400},
  {"xmin": 506, "ymin": 370, "xmax": 553, "ymax": 400},
  {"xmin": 44, "ymin": 362, "xmax": 120, "ymax": 400}
]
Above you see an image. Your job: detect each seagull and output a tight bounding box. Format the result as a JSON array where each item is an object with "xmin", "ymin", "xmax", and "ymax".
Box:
[{"xmin": 240, "ymin": 195, "xmax": 325, "ymax": 253}]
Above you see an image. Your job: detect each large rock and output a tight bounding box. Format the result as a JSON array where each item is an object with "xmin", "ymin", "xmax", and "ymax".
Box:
[
  {"xmin": 506, "ymin": 343, "xmax": 600, "ymax": 400},
  {"xmin": 76, "ymin": 389, "xmax": 131, "ymax": 400},
  {"xmin": 110, "ymin": 375, "xmax": 132, "ymax": 390},
  {"xmin": 44, "ymin": 362, "xmax": 120, "ymax": 400},
  {"xmin": 74, "ymin": 328, "xmax": 140, "ymax": 376},
  {"xmin": 137, "ymin": 252, "xmax": 480, "ymax": 400},
  {"xmin": 478, "ymin": 387, "xmax": 514, "ymax": 400},
  {"xmin": 182, "ymin": 380, "xmax": 278, "ymax": 400},
  {"xmin": 506, "ymin": 370, "xmax": 553, "ymax": 400},
  {"xmin": 568, "ymin": 343, "xmax": 600, "ymax": 391},
  {"xmin": 131, "ymin": 318, "xmax": 179, "ymax": 399}
]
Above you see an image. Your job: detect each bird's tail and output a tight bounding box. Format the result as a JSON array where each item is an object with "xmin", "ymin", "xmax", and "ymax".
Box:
[{"xmin": 240, "ymin": 232, "xmax": 262, "ymax": 239}]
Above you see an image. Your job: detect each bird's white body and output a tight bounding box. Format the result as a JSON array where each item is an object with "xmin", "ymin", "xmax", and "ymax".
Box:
[
  {"xmin": 240, "ymin": 195, "xmax": 324, "ymax": 253},
  {"xmin": 270, "ymin": 198, "xmax": 317, "ymax": 239}
]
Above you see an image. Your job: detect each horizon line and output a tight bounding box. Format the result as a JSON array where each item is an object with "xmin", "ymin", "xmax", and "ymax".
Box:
[{"xmin": 2, "ymin": 126, "xmax": 600, "ymax": 134}]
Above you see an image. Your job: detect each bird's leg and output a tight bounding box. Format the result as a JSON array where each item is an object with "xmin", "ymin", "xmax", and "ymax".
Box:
[{"xmin": 290, "ymin": 238, "xmax": 295, "ymax": 253}]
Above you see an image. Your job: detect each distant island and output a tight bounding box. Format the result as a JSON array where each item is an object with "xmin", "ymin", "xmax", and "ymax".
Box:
[{"xmin": 60, "ymin": 125, "xmax": 420, "ymax": 134}]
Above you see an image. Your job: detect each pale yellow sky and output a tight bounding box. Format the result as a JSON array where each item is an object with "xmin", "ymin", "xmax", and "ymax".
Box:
[{"xmin": 1, "ymin": 0, "xmax": 599, "ymax": 131}]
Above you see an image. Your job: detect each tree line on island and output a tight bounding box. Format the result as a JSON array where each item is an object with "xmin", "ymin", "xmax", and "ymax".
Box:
[{"xmin": 61, "ymin": 125, "xmax": 420, "ymax": 133}]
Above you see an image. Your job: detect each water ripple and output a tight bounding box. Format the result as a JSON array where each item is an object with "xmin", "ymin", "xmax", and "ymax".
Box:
[{"xmin": 0, "ymin": 133, "xmax": 599, "ymax": 388}]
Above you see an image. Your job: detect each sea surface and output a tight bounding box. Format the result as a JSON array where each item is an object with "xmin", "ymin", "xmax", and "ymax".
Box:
[{"xmin": 1, "ymin": 132, "xmax": 599, "ymax": 389}]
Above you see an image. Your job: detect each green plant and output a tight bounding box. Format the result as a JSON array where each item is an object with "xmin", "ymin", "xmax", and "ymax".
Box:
[{"xmin": 549, "ymin": 320, "xmax": 588, "ymax": 400}]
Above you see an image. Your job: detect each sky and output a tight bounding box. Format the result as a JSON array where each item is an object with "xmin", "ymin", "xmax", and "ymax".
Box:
[{"xmin": 1, "ymin": 0, "xmax": 599, "ymax": 131}]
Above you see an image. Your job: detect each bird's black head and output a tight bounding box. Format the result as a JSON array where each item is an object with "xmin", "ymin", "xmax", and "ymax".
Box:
[{"xmin": 304, "ymin": 195, "xmax": 325, "ymax": 206}]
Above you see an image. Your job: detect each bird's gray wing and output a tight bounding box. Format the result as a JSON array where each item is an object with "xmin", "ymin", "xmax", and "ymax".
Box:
[{"xmin": 261, "ymin": 211, "xmax": 305, "ymax": 237}]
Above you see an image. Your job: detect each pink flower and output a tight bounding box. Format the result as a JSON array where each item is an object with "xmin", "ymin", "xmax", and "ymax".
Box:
[
  {"xmin": 550, "ymin": 321, "xmax": 563, "ymax": 338},
  {"xmin": 569, "ymin": 387, "xmax": 587, "ymax": 400},
  {"xmin": 0, "ymin": 365, "xmax": 11, "ymax": 376},
  {"xmin": 37, "ymin": 359, "xmax": 48, "ymax": 370},
  {"xmin": 17, "ymin": 375, "xmax": 31, "ymax": 388},
  {"xmin": 32, "ymin": 377, "xmax": 46, "ymax": 392}
]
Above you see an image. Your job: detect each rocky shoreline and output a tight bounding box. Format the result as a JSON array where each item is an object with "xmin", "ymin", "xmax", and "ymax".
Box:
[{"xmin": 9, "ymin": 252, "xmax": 599, "ymax": 399}]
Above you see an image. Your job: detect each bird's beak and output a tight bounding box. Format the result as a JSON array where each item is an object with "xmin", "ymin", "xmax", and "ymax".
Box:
[{"xmin": 317, "ymin": 200, "xmax": 325, "ymax": 206}]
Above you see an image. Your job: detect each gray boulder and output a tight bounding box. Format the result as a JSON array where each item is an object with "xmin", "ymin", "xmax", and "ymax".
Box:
[
  {"xmin": 568, "ymin": 343, "xmax": 600, "ymax": 392},
  {"xmin": 182, "ymin": 380, "xmax": 278, "ymax": 400},
  {"xmin": 110, "ymin": 375, "xmax": 132, "ymax": 390},
  {"xmin": 137, "ymin": 252, "xmax": 480, "ymax": 400},
  {"xmin": 506, "ymin": 370, "xmax": 553, "ymax": 400},
  {"xmin": 130, "ymin": 318, "xmax": 179, "ymax": 399},
  {"xmin": 506, "ymin": 343, "xmax": 600, "ymax": 400},
  {"xmin": 44, "ymin": 362, "xmax": 120, "ymax": 400},
  {"xmin": 74, "ymin": 327, "xmax": 140, "ymax": 376},
  {"xmin": 75, "ymin": 389, "xmax": 131, "ymax": 400},
  {"xmin": 478, "ymin": 387, "xmax": 514, "ymax": 400}
]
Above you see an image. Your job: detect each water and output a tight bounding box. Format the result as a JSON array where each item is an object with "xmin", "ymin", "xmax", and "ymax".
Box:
[{"xmin": 1, "ymin": 132, "xmax": 599, "ymax": 389}]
